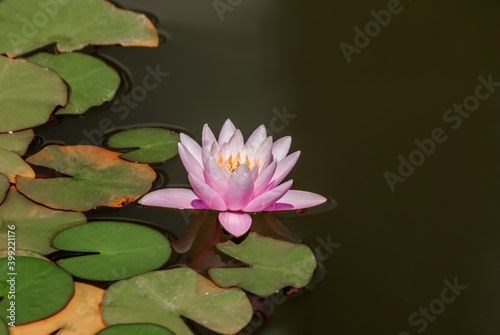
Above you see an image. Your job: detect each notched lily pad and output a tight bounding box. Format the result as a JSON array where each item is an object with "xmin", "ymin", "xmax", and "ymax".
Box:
[
  {"xmin": 0, "ymin": 255, "xmax": 74, "ymax": 325},
  {"xmin": 107, "ymin": 128, "xmax": 180, "ymax": 163},
  {"xmin": 27, "ymin": 52, "xmax": 121, "ymax": 115},
  {"xmin": 97, "ymin": 324, "xmax": 174, "ymax": 335},
  {"xmin": 9, "ymin": 282, "xmax": 106, "ymax": 335},
  {"xmin": 52, "ymin": 221, "xmax": 171, "ymax": 281},
  {"xmin": 0, "ymin": 129, "xmax": 34, "ymax": 156},
  {"xmin": 16, "ymin": 145, "xmax": 157, "ymax": 211},
  {"xmin": 0, "ymin": 56, "xmax": 67, "ymax": 133},
  {"xmin": 0, "ymin": 0, "xmax": 159, "ymax": 57},
  {"xmin": 0, "ymin": 148, "xmax": 34, "ymax": 183},
  {"xmin": 0, "ymin": 189, "xmax": 86, "ymax": 255},
  {"xmin": 102, "ymin": 267, "xmax": 253, "ymax": 335},
  {"xmin": 208, "ymin": 233, "xmax": 317, "ymax": 296},
  {"xmin": 0, "ymin": 174, "xmax": 8, "ymax": 205}
]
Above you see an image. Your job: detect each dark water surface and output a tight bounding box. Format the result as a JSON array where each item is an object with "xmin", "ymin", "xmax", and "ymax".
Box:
[{"xmin": 35, "ymin": 0, "xmax": 500, "ymax": 334}]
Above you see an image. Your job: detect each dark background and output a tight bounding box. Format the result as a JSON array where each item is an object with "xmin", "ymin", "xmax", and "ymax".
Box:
[{"xmin": 37, "ymin": 0, "xmax": 500, "ymax": 334}]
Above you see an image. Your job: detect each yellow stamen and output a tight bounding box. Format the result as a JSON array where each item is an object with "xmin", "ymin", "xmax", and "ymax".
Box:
[{"xmin": 215, "ymin": 152, "xmax": 261, "ymax": 172}]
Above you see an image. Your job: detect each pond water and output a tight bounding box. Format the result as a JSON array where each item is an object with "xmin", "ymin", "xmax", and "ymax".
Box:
[{"xmin": 32, "ymin": 0, "xmax": 500, "ymax": 334}]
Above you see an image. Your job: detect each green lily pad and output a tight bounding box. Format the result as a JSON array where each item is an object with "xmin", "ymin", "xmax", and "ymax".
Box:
[
  {"xmin": 0, "ymin": 56, "xmax": 67, "ymax": 133},
  {"xmin": 16, "ymin": 145, "xmax": 157, "ymax": 211},
  {"xmin": 0, "ymin": 189, "xmax": 86, "ymax": 255},
  {"xmin": 107, "ymin": 128, "xmax": 180, "ymax": 163},
  {"xmin": 208, "ymin": 233, "xmax": 317, "ymax": 296},
  {"xmin": 0, "ymin": 174, "xmax": 8, "ymax": 205},
  {"xmin": 0, "ymin": 318, "xmax": 7, "ymax": 335},
  {"xmin": 27, "ymin": 52, "xmax": 121, "ymax": 115},
  {"xmin": 0, "ymin": 256, "xmax": 74, "ymax": 325},
  {"xmin": 52, "ymin": 221, "xmax": 171, "ymax": 281},
  {"xmin": 0, "ymin": 0, "xmax": 159, "ymax": 57},
  {"xmin": 0, "ymin": 148, "xmax": 34, "ymax": 183},
  {"xmin": 97, "ymin": 324, "xmax": 174, "ymax": 335},
  {"xmin": 102, "ymin": 267, "xmax": 253, "ymax": 335},
  {"xmin": 0, "ymin": 129, "xmax": 34, "ymax": 156}
]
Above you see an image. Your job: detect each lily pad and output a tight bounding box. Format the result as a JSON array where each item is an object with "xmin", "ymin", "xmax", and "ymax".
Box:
[
  {"xmin": 0, "ymin": 148, "xmax": 34, "ymax": 183},
  {"xmin": 208, "ymin": 233, "xmax": 317, "ymax": 296},
  {"xmin": 0, "ymin": 174, "xmax": 8, "ymax": 205},
  {"xmin": 0, "ymin": 319, "xmax": 6, "ymax": 335},
  {"xmin": 0, "ymin": 129, "xmax": 34, "ymax": 156},
  {"xmin": 102, "ymin": 267, "xmax": 253, "ymax": 335},
  {"xmin": 97, "ymin": 324, "xmax": 174, "ymax": 335},
  {"xmin": 0, "ymin": 189, "xmax": 86, "ymax": 255},
  {"xmin": 0, "ymin": 256, "xmax": 74, "ymax": 325},
  {"xmin": 107, "ymin": 128, "xmax": 180, "ymax": 163},
  {"xmin": 0, "ymin": 56, "xmax": 67, "ymax": 133},
  {"xmin": 27, "ymin": 52, "xmax": 121, "ymax": 115},
  {"xmin": 52, "ymin": 221, "xmax": 171, "ymax": 281},
  {"xmin": 9, "ymin": 282, "xmax": 106, "ymax": 335},
  {"xmin": 0, "ymin": 0, "xmax": 159, "ymax": 57},
  {"xmin": 16, "ymin": 145, "xmax": 156, "ymax": 211}
]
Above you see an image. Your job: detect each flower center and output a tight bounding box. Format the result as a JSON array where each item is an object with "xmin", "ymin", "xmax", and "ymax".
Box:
[{"xmin": 216, "ymin": 152, "xmax": 260, "ymax": 172}]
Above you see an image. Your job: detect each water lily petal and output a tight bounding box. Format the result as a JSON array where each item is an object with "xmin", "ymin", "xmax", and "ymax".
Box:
[
  {"xmin": 202, "ymin": 124, "xmax": 219, "ymax": 150},
  {"xmin": 180, "ymin": 133, "xmax": 202, "ymax": 165},
  {"xmin": 266, "ymin": 190, "xmax": 327, "ymax": 211},
  {"xmin": 270, "ymin": 151, "xmax": 301, "ymax": 187},
  {"xmin": 188, "ymin": 173, "xmax": 227, "ymax": 211},
  {"xmin": 218, "ymin": 119, "xmax": 237, "ymax": 145},
  {"xmin": 218, "ymin": 212, "xmax": 252, "ymax": 237},
  {"xmin": 204, "ymin": 157, "xmax": 228, "ymax": 196},
  {"xmin": 253, "ymin": 160, "xmax": 277, "ymax": 196},
  {"xmin": 255, "ymin": 136, "xmax": 273, "ymax": 160},
  {"xmin": 139, "ymin": 188, "xmax": 207, "ymax": 209},
  {"xmin": 272, "ymin": 136, "xmax": 291, "ymax": 161},
  {"xmin": 243, "ymin": 179, "xmax": 293, "ymax": 212},
  {"xmin": 245, "ymin": 124, "xmax": 267, "ymax": 150},
  {"xmin": 179, "ymin": 143, "xmax": 205, "ymax": 181},
  {"xmin": 228, "ymin": 129, "xmax": 245, "ymax": 153},
  {"xmin": 224, "ymin": 165, "xmax": 254, "ymax": 211}
]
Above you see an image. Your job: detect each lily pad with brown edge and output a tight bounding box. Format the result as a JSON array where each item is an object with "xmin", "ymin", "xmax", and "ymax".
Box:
[
  {"xmin": 107, "ymin": 128, "xmax": 180, "ymax": 163},
  {"xmin": 0, "ymin": 148, "xmax": 34, "ymax": 183},
  {"xmin": 8, "ymin": 282, "xmax": 106, "ymax": 335},
  {"xmin": 101, "ymin": 267, "xmax": 253, "ymax": 335},
  {"xmin": 16, "ymin": 145, "xmax": 157, "ymax": 211},
  {"xmin": 0, "ymin": 0, "xmax": 159, "ymax": 57},
  {"xmin": 97, "ymin": 324, "xmax": 174, "ymax": 335},
  {"xmin": 27, "ymin": 52, "xmax": 121, "ymax": 115},
  {"xmin": 208, "ymin": 232, "xmax": 317, "ymax": 296},
  {"xmin": 0, "ymin": 56, "xmax": 67, "ymax": 133},
  {"xmin": 0, "ymin": 189, "xmax": 86, "ymax": 255},
  {"xmin": 52, "ymin": 221, "xmax": 171, "ymax": 281},
  {"xmin": 0, "ymin": 255, "xmax": 74, "ymax": 325},
  {"xmin": 0, "ymin": 129, "xmax": 34, "ymax": 156},
  {"xmin": 0, "ymin": 174, "xmax": 8, "ymax": 205}
]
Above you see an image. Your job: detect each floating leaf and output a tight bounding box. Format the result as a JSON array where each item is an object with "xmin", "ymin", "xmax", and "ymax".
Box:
[
  {"xmin": 0, "ymin": 256, "xmax": 74, "ymax": 325},
  {"xmin": 0, "ymin": 56, "xmax": 67, "ymax": 133},
  {"xmin": 0, "ymin": 189, "xmax": 86, "ymax": 255},
  {"xmin": 9, "ymin": 282, "xmax": 106, "ymax": 335},
  {"xmin": 0, "ymin": 0, "xmax": 159, "ymax": 57},
  {"xmin": 0, "ymin": 249, "xmax": 52, "ymax": 262},
  {"xmin": 16, "ymin": 145, "xmax": 156, "ymax": 211},
  {"xmin": 97, "ymin": 324, "xmax": 174, "ymax": 335},
  {"xmin": 52, "ymin": 221, "xmax": 171, "ymax": 281},
  {"xmin": 0, "ymin": 148, "xmax": 34, "ymax": 183},
  {"xmin": 0, "ymin": 319, "xmax": 6, "ymax": 335},
  {"xmin": 102, "ymin": 267, "xmax": 253, "ymax": 335},
  {"xmin": 0, "ymin": 129, "xmax": 34, "ymax": 156},
  {"xmin": 27, "ymin": 52, "xmax": 121, "ymax": 115},
  {"xmin": 208, "ymin": 233, "xmax": 317, "ymax": 296},
  {"xmin": 107, "ymin": 128, "xmax": 180, "ymax": 163},
  {"xmin": 0, "ymin": 174, "xmax": 8, "ymax": 205}
]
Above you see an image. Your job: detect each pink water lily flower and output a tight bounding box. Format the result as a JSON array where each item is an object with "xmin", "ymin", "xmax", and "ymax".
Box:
[{"xmin": 139, "ymin": 119, "xmax": 327, "ymax": 237}]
